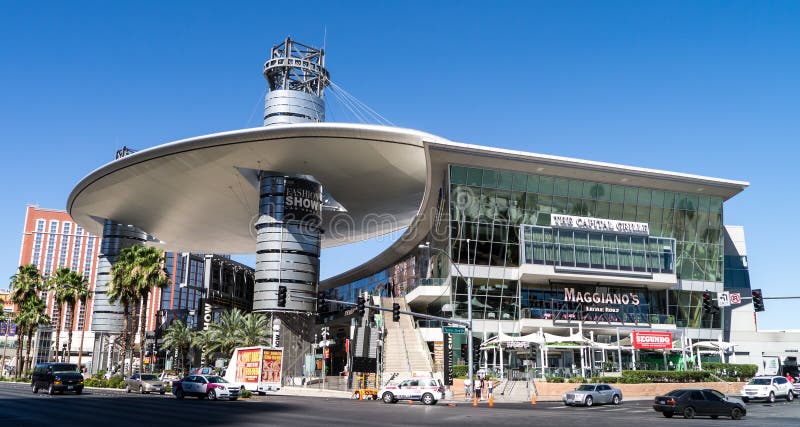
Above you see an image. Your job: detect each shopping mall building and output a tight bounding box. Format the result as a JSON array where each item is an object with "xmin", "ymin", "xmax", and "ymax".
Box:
[{"xmin": 67, "ymin": 37, "xmax": 774, "ymax": 381}]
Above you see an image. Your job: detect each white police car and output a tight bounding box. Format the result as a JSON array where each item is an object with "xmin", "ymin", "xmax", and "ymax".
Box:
[{"xmin": 379, "ymin": 377, "xmax": 444, "ymax": 405}]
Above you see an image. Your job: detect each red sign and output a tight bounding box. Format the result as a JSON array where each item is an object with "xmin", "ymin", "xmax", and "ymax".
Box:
[
  {"xmin": 632, "ymin": 331, "xmax": 673, "ymax": 349},
  {"xmin": 730, "ymin": 293, "xmax": 742, "ymax": 304},
  {"xmin": 324, "ymin": 347, "xmax": 330, "ymax": 359}
]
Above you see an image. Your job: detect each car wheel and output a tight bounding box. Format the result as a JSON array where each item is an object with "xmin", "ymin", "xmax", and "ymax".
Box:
[
  {"xmin": 663, "ymin": 412, "xmax": 674, "ymax": 418},
  {"xmin": 730, "ymin": 407, "xmax": 743, "ymax": 420},
  {"xmin": 683, "ymin": 406, "xmax": 695, "ymax": 419},
  {"xmin": 75, "ymin": 388, "xmax": 83, "ymax": 395},
  {"xmin": 208, "ymin": 389, "xmax": 217, "ymax": 400},
  {"xmin": 382, "ymin": 392, "xmax": 395, "ymax": 404},
  {"xmin": 31, "ymin": 383, "xmax": 38, "ymax": 394},
  {"xmin": 612, "ymin": 395, "xmax": 620, "ymax": 405},
  {"xmin": 126, "ymin": 385, "xmax": 131, "ymax": 393},
  {"xmin": 175, "ymin": 388, "xmax": 185, "ymax": 399},
  {"xmin": 787, "ymin": 391, "xmax": 794, "ymax": 402},
  {"xmin": 422, "ymin": 393, "xmax": 435, "ymax": 405},
  {"xmin": 229, "ymin": 397, "xmax": 238, "ymax": 401},
  {"xmin": 767, "ymin": 392, "xmax": 775, "ymax": 403},
  {"xmin": 258, "ymin": 391, "xmax": 266, "ymax": 396},
  {"xmin": 48, "ymin": 384, "xmax": 55, "ymax": 395},
  {"xmin": 160, "ymin": 391, "xmax": 165, "ymax": 395},
  {"xmin": 711, "ymin": 415, "xmax": 719, "ymax": 419},
  {"xmin": 584, "ymin": 396, "xmax": 593, "ymax": 407},
  {"xmin": 742, "ymin": 397, "xmax": 749, "ymax": 403}
]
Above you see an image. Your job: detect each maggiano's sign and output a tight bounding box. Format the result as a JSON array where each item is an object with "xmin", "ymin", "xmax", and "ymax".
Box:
[
  {"xmin": 564, "ymin": 287, "xmax": 641, "ymax": 306},
  {"xmin": 550, "ymin": 214, "xmax": 649, "ymax": 236}
]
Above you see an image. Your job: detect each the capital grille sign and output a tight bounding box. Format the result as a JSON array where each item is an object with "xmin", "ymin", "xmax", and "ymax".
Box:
[{"xmin": 550, "ymin": 214, "xmax": 649, "ymax": 236}]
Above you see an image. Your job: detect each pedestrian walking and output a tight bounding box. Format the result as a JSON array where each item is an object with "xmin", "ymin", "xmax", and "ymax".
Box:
[{"xmin": 464, "ymin": 378, "xmax": 472, "ymax": 400}]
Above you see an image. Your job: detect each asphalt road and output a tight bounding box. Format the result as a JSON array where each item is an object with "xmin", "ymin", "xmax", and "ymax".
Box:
[{"xmin": 1, "ymin": 382, "xmax": 799, "ymax": 427}]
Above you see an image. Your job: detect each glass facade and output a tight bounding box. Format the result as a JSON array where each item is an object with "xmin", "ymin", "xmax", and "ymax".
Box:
[
  {"xmin": 522, "ymin": 225, "xmax": 676, "ymax": 274},
  {"xmin": 448, "ymin": 164, "xmax": 724, "ymax": 329},
  {"xmin": 450, "ymin": 165, "xmax": 724, "ymax": 281}
]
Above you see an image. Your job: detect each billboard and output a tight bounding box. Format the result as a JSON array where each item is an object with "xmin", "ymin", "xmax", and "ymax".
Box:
[
  {"xmin": 236, "ymin": 348, "xmax": 261, "ymax": 384},
  {"xmin": 631, "ymin": 331, "xmax": 673, "ymax": 349},
  {"xmin": 261, "ymin": 349, "xmax": 282, "ymax": 384},
  {"xmin": 0, "ymin": 321, "xmax": 16, "ymax": 337}
]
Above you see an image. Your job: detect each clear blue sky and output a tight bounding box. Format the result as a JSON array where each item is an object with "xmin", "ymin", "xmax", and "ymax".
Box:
[{"xmin": 1, "ymin": 1, "xmax": 798, "ymax": 330}]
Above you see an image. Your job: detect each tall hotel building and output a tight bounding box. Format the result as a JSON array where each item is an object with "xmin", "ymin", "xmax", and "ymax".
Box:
[{"xmin": 18, "ymin": 205, "xmax": 101, "ymax": 364}]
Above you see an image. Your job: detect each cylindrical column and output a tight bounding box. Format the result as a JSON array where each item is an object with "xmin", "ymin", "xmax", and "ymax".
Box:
[
  {"xmin": 90, "ymin": 221, "xmax": 147, "ymax": 333},
  {"xmin": 254, "ymin": 174, "xmax": 322, "ymax": 312}
]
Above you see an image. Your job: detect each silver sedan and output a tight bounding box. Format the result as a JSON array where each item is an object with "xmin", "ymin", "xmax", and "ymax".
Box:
[
  {"xmin": 563, "ymin": 383, "xmax": 623, "ymax": 406},
  {"xmin": 124, "ymin": 373, "xmax": 167, "ymax": 394}
]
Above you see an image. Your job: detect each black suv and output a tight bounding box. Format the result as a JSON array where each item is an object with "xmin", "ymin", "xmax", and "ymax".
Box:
[{"xmin": 31, "ymin": 363, "xmax": 84, "ymax": 395}]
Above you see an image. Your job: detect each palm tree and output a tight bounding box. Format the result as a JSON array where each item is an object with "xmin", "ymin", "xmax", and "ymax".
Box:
[
  {"xmin": 9, "ymin": 264, "xmax": 46, "ymax": 377},
  {"xmin": 72, "ymin": 274, "xmax": 92, "ymax": 369},
  {"xmin": 0, "ymin": 298, "xmax": 11, "ymax": 377},
  {"xmin": 206, "ymin": 309, "xmax": 247, "ymax": 359},
  {"xmin": 49, "ymin": 267, "xmax": 78, "ymax": 362},
  {"xmin": 15, "ymin": 297, "xmax": 49, "ymax": 375},
  {"xmin": 191, "ymin": 329, "xmax": 216, "ymax": 365},
  {"xmin": 161, "ymin": 320, "xmax": 192, "ymax": 375},
  {"xmin": 239, "ymin": 312, "xmax": 271, "ymax": 347},
  {"xmin": 63, "ymin": 271, "xmax": 91, "ymax": 365},
  {"xmin": 107, "ymin": 248, "xmax": 139, "ymax": 378},
  {"xmin": 130, "ymin": 246, "xmax": 168, "ymax": 374}
]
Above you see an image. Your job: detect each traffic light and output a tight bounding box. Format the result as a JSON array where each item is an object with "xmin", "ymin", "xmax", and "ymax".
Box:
[
  {"xmin": 392, "ymin": 303, "xmax": 400, "ymax": 322},
  {"xmin": 752, "ymin": 289, "xmax": 765, "ymax": 312},
  {"xmin": 472, "ymin": 341, "xmax": 481, "ymax": 367},
  {"xmin": 317, "ymin": 291, "xmax": 326, "ymax": 312},
  {"xmin": 356, "ymin": 296, "xmax": 365, "ymax": 316},
  {"xmin": 277, "ymin": 286, "xmax": 287, "ymax": 307},
  {"xmin": 702, "ymin": 292, "xmax": 713, "ymax": 312}
]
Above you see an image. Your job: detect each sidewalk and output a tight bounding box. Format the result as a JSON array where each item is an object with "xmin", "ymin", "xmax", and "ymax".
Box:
[{"xmin": 275, "ymin": 385, "xmax": 352, "ymax": 399}]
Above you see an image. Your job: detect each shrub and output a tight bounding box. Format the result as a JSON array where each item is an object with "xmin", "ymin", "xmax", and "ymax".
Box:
[
  {"xmin": 241, "ymin": 389, "xmax": 252, "ymax": 398},
  {"xmin": 620, "ymin": 370, "xmax": 714, "ymax": 384},
  {"xmin": 568, "ymin": 376, "xmax": 586, "ymax": 383},
  {"xmin": 702, "ymin": 363, "xmax": 758, "ymax": 381},
  {"xmin": 545, "ymin": 376, "xmax": 564, "ymax": 383},
  {"xmin": 593, "ymin": 376, "xmax": 619, "ymax": 384},
  {"xmin": 452, "ymin": 364, "xmax": 468, "ymax": 379},
  {"xmin": 107, "ymin": 375, "xmax": 125, "ymax": 389}
]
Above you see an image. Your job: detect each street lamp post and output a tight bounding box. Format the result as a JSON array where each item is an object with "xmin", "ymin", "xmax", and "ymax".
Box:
[{"xmin": 419, "ymin": 241, "xmax": 473, "ymax": 399}]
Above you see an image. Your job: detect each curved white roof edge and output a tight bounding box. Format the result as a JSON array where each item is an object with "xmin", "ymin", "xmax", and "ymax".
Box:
[{"xmin": 432, "ymin": 139, "xmax": 749, "ymax": 196}]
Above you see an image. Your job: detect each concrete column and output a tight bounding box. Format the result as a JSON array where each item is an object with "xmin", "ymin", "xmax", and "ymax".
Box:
[
  {"xmin": 89, "ymin": 221, "xmax": 146, "ymax": 373},
  {"xmin": 253, "ymin": 174, "xmax": 322, "ymax": 313}
]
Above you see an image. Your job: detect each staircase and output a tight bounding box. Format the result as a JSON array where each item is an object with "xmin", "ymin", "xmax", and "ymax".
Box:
[
  {"xmin": 493, "ymin": 379, "xmax": 533, "ymax": 402},
  {"xmin": 380, "ymin": 297, "xmax": 433, "ymax": 381}
]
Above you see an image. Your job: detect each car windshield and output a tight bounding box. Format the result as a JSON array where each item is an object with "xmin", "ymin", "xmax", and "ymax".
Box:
[
  {"xmin": 52, "ymin": 364, "xmax": 79, "ymax": 374},
  {"xmin": 140, "ymin": 374, "xmax": 158, "ymax": 381},
  {"xmin": 576, "ymin": 385, "xmax": 595, "ymax": 391},
  {"xmin": 749, "ymin": 378, "xmax": 771, "ymax": 385},
  {"xmin": 206, "ymin": 376, "xmax": 227, "ymax": 383}
]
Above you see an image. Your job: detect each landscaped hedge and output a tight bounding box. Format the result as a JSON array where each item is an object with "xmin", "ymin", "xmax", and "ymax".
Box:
[
  {"xmin": 592, "ymin": 376, "xmax": 619, "ymax": 384},
  {"xmin": 568, "ymin": 376, "xmax": 586, "ymax": 383},
  {"xmin": 620, "ymin": 370, "xmax": 714, "ymax": 383},
  {"xmin": 452, "ymin": 364, "xmax": 468, "ymax": 379},
  {"xmin": 545, "ymin": 376, "xmax": 565, "ymax": 383},
  {"xmin": 702, "ymin": 363, "xmax": 758, "ymax": 382}
]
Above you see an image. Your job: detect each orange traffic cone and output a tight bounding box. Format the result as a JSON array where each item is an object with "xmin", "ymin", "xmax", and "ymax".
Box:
[
  {"xmin": 530, "ymin": 392, "xmax": 537, "ymax": 406},
  {"xmin": 359, "ymin": 391, "xmax": 363, "ymax": 401},
  {"xmin": 489, "ymin": 393, "xmax": 494, "ymax": 407},
  {"xmin": 473, "ymin": 394, "xmax": 478, "ymax": 407}
]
